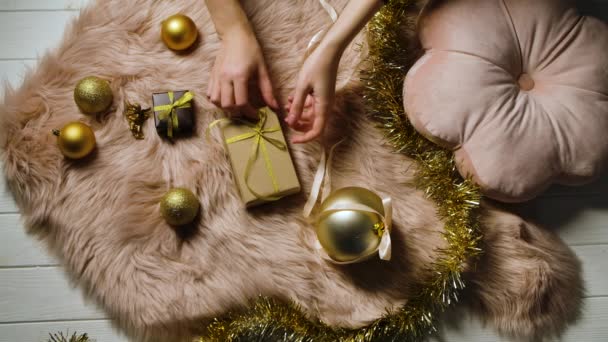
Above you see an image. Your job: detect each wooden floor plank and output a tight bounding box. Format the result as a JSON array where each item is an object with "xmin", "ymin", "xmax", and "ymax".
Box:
[
  {"xmin": 0, "ymin": 214, "xmax": 57, "ymax": 267},
  {"xmin": 0, "ymin": 60, "xmax": 36, "ymax": 88},
  {"xmin": 575, "ymin": 245, "xmax": 608, "ymax": 298},
  {"xmin": 0, "ymin": 0, "xmax": 84, "ymax": 11},
  {"xmin": 514, "ymin": 195, "xmax": 608, "ymax": 246},
  {"xmin": 0, "ymin": 11, "xmax": 76, "ymax": 59},
  {"xmin": 0, "ymin": 246, "xmax": 604, "ymax": 325},
  {"xmin": 0, "ymin": 267, "xmax": 106, "ymax": 322},
  {"xmin": 0, "ymin": 180, "xmax": 18, "ymax": 214},
  {"xmin": 432, "ymin": 296, "xmax": 608, "ymax": 342},
  {"xmin": 0, "ymin": 319, "xmax": 126, "ymax": 342}
]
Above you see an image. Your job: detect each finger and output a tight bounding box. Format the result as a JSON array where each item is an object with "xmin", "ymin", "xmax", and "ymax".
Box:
[
  {"xmin": 305, "ymin": 94, "xmax": 313, "ymax": 108},
  {"xmin": 206, "ymin": 72, "xmax": 214, "ymax": 99},
  {"xmin": 258, "ymin": 65, "xmax": 279, "ymax": 108},
  {"xmin": 221, "ymin": 81, "xmax": 235, "ymax": 109},
  {"xmin": 234, "ymin": 81, "xmax": 249, "ymax": 108},
  {"xmin": 209, "ymin": 64, "xmax": 220, "ymax": 102},
  {"xmin": 286, "ymin": 86, "xmax": 309, "ymax": 127},
  {"xmin": 288, "ymin": 95, "xmax": 312, "ymax": 108},
  {"xmin": 291, "ymin": 120, "xmax": 313, "ymax": 132},
  {"xmin": 210, "ymin": 77, "xmax": 221, "ymax": 107},
  {"xmin": 292, "ymin": 106, "xmax": 327, "ymax": 144},
  {"xmin": 302, "ymin": 109, "xmax": 315, "ymax": 121}
]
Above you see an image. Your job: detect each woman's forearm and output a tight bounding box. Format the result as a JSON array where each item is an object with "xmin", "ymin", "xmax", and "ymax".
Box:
[
  {"xmin": 205, "ymin": 0, "xmax": 254, "ymax": 39},
  {"xmin": 318, "ymin": 0, "xmax": 384, "ymax": 56}
]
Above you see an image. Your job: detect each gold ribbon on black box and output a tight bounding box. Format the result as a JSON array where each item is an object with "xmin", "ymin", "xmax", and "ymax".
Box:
[{"xmin": 153, "ymin": 91, "xmax": 194, "ymax": 138}]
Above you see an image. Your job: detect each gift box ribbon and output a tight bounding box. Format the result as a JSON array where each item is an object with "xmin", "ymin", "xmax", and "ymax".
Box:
[
  {"xmin": 154, "ymin": 91, "xmax": 194, "ymax": 138},
  {"xmin": 209, "ymin": 109, "xmax": 287, "ymax": 201}
]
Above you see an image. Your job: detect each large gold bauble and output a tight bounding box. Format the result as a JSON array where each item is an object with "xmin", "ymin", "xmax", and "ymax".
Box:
[
  {"xmin": 160, "ymin": 188, "xmax": 200, "ymax": 226},
  {"xmin": 74, "ymin": 76, "xmax": 113, "ymax": 114},
  {"xmin": 316, "ymin": 187, "xmax": 385, "ymax": 263},
  {"xmin": 53, "ymin": 122, "xmax": 96, "ymax": 159},
  {"xmin": 161, "ymin": 14, "xmax": 199, "ymax": 51}
]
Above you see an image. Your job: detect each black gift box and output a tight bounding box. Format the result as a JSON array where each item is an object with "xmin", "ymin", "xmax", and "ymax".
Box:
[{"xmin": 152, "ymin": 90, "xmax": 195, "ymax": 138}]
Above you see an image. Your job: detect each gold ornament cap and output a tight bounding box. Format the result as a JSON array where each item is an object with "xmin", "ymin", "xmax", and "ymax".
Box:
[
  {"xmin": 53, "ymin": 122, "xmax": 96, "ymax": 159},
  {"xmin": 74, "ymin": 76, "xmax": 114, "ymax": 114},
  {"xmin": 161, "ymin": 14, "xmax": 199, "ymax": 51},
  {"xmin": 160, "ymin": 188, "xmax": 200, "ymax": 226},
  {"xmin": 316, "ymin": 187, "xmax": 386, "ymax": 263}
]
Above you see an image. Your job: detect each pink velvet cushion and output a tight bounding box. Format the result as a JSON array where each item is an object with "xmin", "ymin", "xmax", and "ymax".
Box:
[{"xmin": 404, "ymin": 0, "xmax": 608, "ymax": 202}]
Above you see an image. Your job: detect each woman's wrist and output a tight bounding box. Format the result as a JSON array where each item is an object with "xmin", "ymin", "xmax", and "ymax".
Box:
[
  {"xmin": 218, "ymin": 22, "xmax": 255, "ymax": 42},
  {"xmin": 316, "ymin": 38, "xmax": 346, "ymax": 62}
]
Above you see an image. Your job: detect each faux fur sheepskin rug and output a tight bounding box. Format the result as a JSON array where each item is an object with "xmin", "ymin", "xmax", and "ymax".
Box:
[{"xmin": 0, "ymin": 0, "xmax": 582, "ymax": 341}]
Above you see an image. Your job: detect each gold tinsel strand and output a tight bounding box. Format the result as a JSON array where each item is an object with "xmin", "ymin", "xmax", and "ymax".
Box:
[
  {"xmin": 48, "ymin": 332, "xmax": 91, "ymax": 342},
  {"xmin": 197, "ymin": 0, "xmax": 483, "ymax": 340}
]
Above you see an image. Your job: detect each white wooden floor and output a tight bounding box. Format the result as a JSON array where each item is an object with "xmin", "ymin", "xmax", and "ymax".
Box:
[{"xmin": 0, "ymin": 1, "xmax": 607, "ymax": 341}]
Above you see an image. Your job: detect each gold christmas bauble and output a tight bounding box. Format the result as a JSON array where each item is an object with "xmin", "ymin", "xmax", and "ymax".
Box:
[
  {"xmin": 316, "ymin": 187, "xmax": 385, "ymax": 263},
  {"xmin": 74, "ymin": 76, "xmax": 113, "ymax": 114},
  {"xmin": 161, "ymin": 14, "xmax": 198, "ymax": 51},
  {"xmin": 53, "ymin": 122, "xmax": 96, "ymax": 159},
  {"xmin": 160, "ymin": 188, "xmax": 200, "ymax": 226}
]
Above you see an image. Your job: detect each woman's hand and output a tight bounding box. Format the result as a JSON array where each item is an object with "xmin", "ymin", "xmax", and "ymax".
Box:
[
  {"xmin": 207, "ymin": 28, "xmax": 278, "ymax": 118},
  {"xmin": 285, "ymin": 45, "xmax": 340, "ymax": 143},
  {"xmin": 285, "ymin": 0, "xmax": 383, "ymax": 143}
]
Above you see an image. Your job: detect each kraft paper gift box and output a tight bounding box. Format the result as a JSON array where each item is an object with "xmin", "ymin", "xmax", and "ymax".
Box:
[{"xmin": 218, "ymin": 107, "xmax": 301, "ymax": 207}]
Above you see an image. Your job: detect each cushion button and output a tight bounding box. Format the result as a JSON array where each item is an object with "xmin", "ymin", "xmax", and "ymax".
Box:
[{"xmin": 517, "ymin": 73, "xmax": 535, "ymax": 91}]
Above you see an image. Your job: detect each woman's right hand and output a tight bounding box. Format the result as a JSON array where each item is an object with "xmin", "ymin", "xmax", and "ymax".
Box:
[{"xmin": 206, "ymin": 28, "xmax": 278, "ymax": 118}]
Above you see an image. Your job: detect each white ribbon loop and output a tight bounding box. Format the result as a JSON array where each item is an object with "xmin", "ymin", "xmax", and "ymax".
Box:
[
  {"xmin": 379, "ymin": 198, "xmax": 393, "ymax": 261},
  {"xmin": 307, "ymin": 0, "xmax": 339, "ymax": 50},
  {"xmin": 303, "ymin": 140, "xmax": 342, "ymax": 218}
]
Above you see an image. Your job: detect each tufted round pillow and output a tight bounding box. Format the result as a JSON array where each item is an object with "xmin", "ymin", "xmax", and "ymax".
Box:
[{"xmin": 404, "ymin": 0, "xmax": 608, "ymax": 202}]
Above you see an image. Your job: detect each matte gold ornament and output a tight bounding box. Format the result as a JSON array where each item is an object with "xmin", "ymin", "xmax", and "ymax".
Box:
[
  {"xmin": 74, "ymin": 76, "xmax": 113, "ymax": 114},
  {"xmin": 160, "ymin": 188, "xmax": 200, "ymax": 226},
  {"xmin": 316, "ymin": 187, "xmax": 387, "ymax": 263},
  {"xmin": 52, "ymin": 122, "xmax": 96, "ymax": 159},
  {"xmin": 161, "ymin": 14, "xmax": 198, "ymax": 51}
]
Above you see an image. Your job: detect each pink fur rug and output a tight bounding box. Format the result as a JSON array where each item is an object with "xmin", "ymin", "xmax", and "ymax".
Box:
[{"xmin": 0, "ymin": 0, "xmax": 582, "ymax": 341}]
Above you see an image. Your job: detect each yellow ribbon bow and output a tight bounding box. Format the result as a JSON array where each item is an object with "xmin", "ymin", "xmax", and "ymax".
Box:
[
  {"xmin": 153, "ymin": 91, "xmax": 194, "ymax": 138},
  {"xmin": 209, "ymin": 109, "xmax": 287, "ymax": 201}
]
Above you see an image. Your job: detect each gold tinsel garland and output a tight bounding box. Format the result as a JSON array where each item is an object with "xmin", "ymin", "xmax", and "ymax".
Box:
[
  {"xmin": 45, "ymin": 1, "xmax": 482, "ymax": 340},
  {"xmin": 198, "ymin": 0, "xmax": 483, "ymax": 341},
  {"xmin": 48, "ymin": 332, "xmax": 91, "ymax": 342}
]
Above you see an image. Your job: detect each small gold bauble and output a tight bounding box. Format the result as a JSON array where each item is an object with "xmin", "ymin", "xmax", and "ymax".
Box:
[
  {"xmin": 316, "ymin": 187, "xmax": 385, "ymax": 263},
  {"xmin": 160, "ymin": 188, "xmax": 200, "ymax": 226},
  {"xmin": 74, "ymin": 76, "xmax": 113, "ymax": 114},
  {"xmin": 53, "ymin": 122, "xmax": 96, "ymax": 159},
  {"xmin": 161, "ymin": 14, "xmax": 198, "ymax": 51}
]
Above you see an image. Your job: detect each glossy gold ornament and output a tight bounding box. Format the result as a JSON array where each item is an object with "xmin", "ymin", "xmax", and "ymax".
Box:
[
  {"xmin": 316, "ymin": 187, "xmax": 385, "ymax": 263},
  {"xmin": 53, "ymin": 122, "xmax": 96, "ymax": 159},
  {"xmin": 160, "ymin": 188, "xmax": 200, "ymax": 226},
  {"xmin": 74, "ymin": 76, "xmax": 113, "ymax": 114},
  {"xmin": 161, "ymin": 14, "xmax": 198, "ymax": 51}
]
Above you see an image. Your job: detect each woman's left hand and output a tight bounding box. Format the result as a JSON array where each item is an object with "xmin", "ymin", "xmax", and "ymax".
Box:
[{"xmin": 285, "ymin": 45, "xmax": 340, "ymax": 144}]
